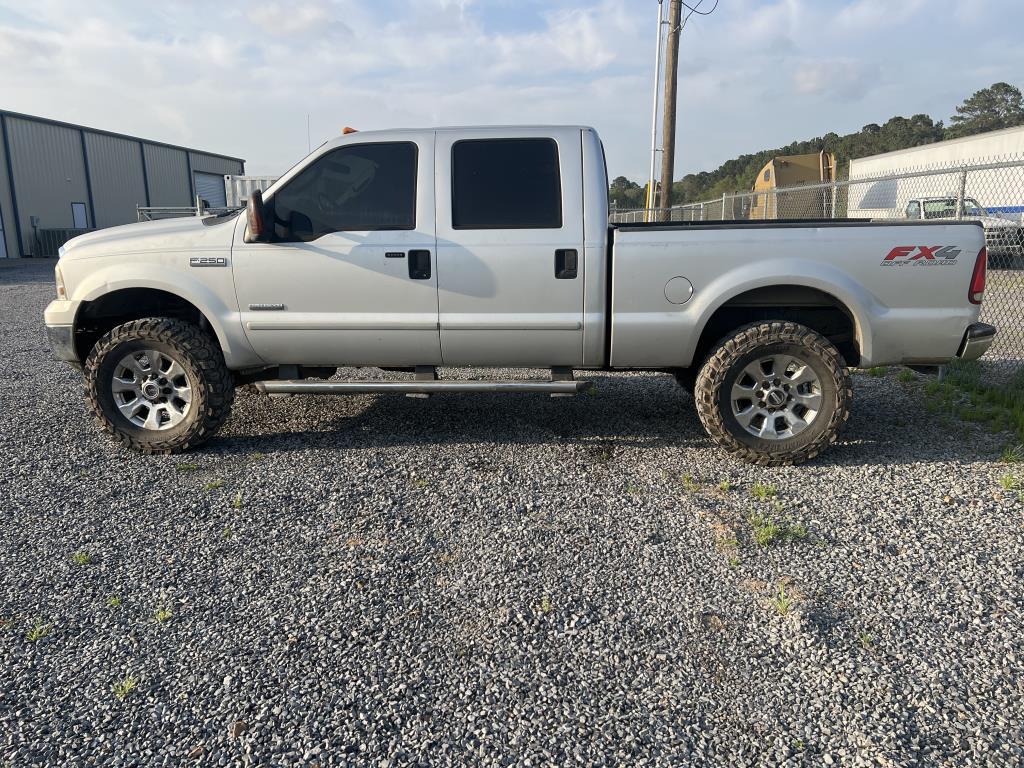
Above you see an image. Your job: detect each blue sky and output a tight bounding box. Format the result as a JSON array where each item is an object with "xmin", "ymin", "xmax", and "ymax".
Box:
[{"xmin": 0, "ymin": 0, "xmax": 1020, "ymax": 180}]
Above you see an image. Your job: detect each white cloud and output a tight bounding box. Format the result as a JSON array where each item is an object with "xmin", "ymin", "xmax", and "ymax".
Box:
[
  {"xmin": 0, "ymin": 0, "xmax": 1021, "ymax": 183},
  {"xmin": 792, "ymin": 58, "xmax": 877, "ymax": 100},
  {"xmin": 837, "ymin": 0, "xmax": 926, "ymax": 29}
]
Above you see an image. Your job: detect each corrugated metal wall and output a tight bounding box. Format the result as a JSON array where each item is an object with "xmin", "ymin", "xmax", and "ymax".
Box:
[
  {"xmin": 0, "ymin": 122, "xmax": 15, "ymax": 259},
  {"xmin": 84, "ymin": 132, "xmax": 147, "ymax": 229},
  {"xmin": 0, "ymin": 111, "xmax": 245, "ymax": 257},
  {"xmin": 6, "ymin": 116, "xmax": 90, "ymax": 255},
  {"xmin": 142, "ymin": 143, "xmax": 192, "ymax": 208},
  {"xmin": 190, "ymin": 151, "xmax": 244, "ymax": 178}
]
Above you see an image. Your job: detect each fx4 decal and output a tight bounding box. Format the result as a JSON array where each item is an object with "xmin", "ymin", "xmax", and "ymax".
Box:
[{"xmin": 881, "ymin": 245, "xmax": 961, "ymax": 266}]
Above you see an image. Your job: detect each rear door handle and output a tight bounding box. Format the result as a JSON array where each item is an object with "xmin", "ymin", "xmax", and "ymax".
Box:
[
  {"xmin": 555, "ymin": 249, "xmax": 578, "ymax": 279},
  {"xmin": 408, "ymin": 250, "xmax": 431, "ymax": 280}
]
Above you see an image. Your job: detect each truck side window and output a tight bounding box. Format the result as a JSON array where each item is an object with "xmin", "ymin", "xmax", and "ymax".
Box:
[
  {"xmin": 269, "ymin": 142, "xmax": 417, "ymax": 241},
  {"xmin": 905, "ymin": 201, "xmax": 921, "ymax": 219},
  {"xmin": 451, "ymin": 138, "xmax": 562, "ymax": 229}
]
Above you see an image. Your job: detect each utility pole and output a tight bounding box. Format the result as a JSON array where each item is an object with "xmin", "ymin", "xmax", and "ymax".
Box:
[
  {"xmin": 657, "ymin": 0, "xmax": 682, "ymax": 219},
  {"xmin": 645, "ymin": 0, "xmax": 665, "ymax": 221}
]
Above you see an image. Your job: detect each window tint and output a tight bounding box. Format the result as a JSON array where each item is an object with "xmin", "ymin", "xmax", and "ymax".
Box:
[
  {"xmin": 269, "ymin": 142, "xmax": 416, "ymax": 240},
  {"xmin": 452, "ymin": 138, "xmax": 561, "ymax": 229}
]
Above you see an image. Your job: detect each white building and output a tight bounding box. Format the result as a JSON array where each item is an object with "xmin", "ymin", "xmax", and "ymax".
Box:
[{"xmin": 847, "ymin": 125, "xmax": 1024, "ymax": 221}]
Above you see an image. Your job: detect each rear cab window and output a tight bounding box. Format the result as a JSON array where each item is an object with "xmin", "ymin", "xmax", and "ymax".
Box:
[{"xmin": 451, "ymin": 138, "xmax": 562, "ymax": 229}]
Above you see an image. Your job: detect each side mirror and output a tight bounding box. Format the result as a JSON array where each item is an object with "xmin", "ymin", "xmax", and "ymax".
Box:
[{"xmin": 244, "ymin": 189, "xmax": 266, "ymax": 243}]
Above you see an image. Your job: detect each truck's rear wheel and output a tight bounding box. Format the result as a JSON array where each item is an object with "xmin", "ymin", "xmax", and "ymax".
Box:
[
  {"xmin": 694, "ymin": 321, "xmax": 851, "ymax": 465},
  {"xmin": 85, "ymin": 318, "xmax": 234, "ymax": 454}
]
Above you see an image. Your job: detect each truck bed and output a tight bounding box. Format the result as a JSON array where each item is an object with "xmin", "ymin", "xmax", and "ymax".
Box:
[{"xmin": 607, "ymin": 218, "xmax": 986, "ymax": 369}]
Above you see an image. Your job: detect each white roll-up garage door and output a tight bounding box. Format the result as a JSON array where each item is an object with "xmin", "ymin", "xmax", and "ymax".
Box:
[{"xmin": 194, "ymin": 172, "xmax": 227, "ymax": 208}]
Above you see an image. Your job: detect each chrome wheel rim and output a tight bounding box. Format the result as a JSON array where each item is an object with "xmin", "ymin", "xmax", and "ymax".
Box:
[
  {"xmin": 730, "ymin": 353, "xmax": 822, "ymax": 440},
  {"xmin": 111, "ymin": 349, "xmax": 193, "ymax": 430}
]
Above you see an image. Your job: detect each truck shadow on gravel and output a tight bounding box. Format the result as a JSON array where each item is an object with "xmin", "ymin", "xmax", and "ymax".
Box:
[{"xmin": 204, "ymin": 373, "xmax": 989, "ymax": 467}]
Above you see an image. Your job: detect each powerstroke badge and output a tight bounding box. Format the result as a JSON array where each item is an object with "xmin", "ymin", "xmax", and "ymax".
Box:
[{"xmin": 881, "ymin": 246, "xmax": 961, "ymax": 266}]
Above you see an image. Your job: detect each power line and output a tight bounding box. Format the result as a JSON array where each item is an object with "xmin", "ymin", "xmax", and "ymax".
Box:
[{"xmin": 682, "ymin": 0, "xmax": 719, "ymax": 18}]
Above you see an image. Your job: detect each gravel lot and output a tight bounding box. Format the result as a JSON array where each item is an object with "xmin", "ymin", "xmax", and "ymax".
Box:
[{"xmin": 1, "ymin": 259, "xmax": 1022, "ymax": 767}]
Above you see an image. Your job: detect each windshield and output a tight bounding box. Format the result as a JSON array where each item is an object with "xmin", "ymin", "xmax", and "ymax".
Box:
[{"xmin": 922, "ymin": 198, "xmax": 988, "ymax": 219}]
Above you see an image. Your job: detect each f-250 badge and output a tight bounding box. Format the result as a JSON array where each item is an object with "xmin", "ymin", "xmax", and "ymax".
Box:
[{"xmin": 881, "ymin": 246, "xmax": 960, "ymax": 266}]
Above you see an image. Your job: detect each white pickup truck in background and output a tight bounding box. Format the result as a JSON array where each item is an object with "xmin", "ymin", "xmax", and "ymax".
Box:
[
  {"xmin": 45, "ymin": 125, "xmax": 995, "ymax": 465},
  {"xmin": 903, "ymin": 195, "xmax": 1024, "ymax": 266}
]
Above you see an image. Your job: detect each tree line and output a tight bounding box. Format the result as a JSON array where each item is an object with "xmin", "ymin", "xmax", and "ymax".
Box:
[{"xmin": 610, "ymin": 82, "xmax": 1024, "ymax": 210}]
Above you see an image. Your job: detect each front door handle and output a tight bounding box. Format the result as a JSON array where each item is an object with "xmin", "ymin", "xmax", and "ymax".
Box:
[
  {"xmin": 555, "ymin": 249, "xmax": 578, "ymax": 279},
  {"xmin": 409, "ymin": 250, "xmax": 431, "ymax": 280}
]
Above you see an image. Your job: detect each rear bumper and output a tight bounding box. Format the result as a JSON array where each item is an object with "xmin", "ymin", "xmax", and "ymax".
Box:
[{"xmin": 957, "ymin": 322, "xmax": 996, "ymax": 361}]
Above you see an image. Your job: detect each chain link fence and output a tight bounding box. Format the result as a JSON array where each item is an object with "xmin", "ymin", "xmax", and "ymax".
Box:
[{"xmin": 611, "ymin": 157, "xmax": 1024, "ymax": 380}]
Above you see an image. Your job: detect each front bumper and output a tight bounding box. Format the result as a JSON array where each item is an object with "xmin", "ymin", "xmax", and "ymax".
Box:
[
  {"xmin": 957, "ymin": 322, "xmax": 996, "ymax": 361},
  {"xmin": 46, "ymin": 324, "xmax": 79, "ymax": 364},
  {"xmin": 44, "ymin": 299, "xmax": 82, "ymax": 364}
]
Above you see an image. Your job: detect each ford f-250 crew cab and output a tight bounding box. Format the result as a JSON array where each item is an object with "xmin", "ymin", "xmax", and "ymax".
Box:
[{"xmin": 44, "ymin": 126, "xmax": 996, "ymax": 465}]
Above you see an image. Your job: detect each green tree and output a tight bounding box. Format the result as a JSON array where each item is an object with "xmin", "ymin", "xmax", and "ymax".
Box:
[{"xmin": 947, "ymin": 82, "xmax": 1024, "ymax": 138}]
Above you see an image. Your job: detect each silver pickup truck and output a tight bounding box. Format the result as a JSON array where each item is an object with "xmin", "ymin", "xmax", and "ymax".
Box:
[{"xmin": 44, "ymin": 125, "xmax": 995, "ymax": 465}]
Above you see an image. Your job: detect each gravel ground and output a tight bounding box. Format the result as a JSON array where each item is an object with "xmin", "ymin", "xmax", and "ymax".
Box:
[{"xmin": 1, "ymin": 259, "xmax": 1022, "ymax": 767}]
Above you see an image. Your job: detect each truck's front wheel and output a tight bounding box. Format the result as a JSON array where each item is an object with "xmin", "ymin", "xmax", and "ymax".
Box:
[
  {"xmin": 694, "ymin": 321, "xmax": 851, "ymax": 465},
  {"xmin": 85, "ymin": 318, "xmax": 235, "ymax": 454}
]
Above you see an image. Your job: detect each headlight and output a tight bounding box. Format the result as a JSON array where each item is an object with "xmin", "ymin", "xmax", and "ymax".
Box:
[{"xmin": 55, "ymin": 264, "xmax": 66, "ymax": 299}]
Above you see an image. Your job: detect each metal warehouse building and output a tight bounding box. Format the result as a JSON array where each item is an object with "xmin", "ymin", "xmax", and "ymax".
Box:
[{"xmin": 0, "ymin": 110, "xmax": 245, "ymax": 258}]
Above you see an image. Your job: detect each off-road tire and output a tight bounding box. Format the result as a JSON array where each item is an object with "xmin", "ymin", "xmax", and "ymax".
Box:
[
  {"xmin": 694, "ymin": 321, "xmax": 851, "ymax": 466},
  {"xmin": 85, "ymin": 318, "xmax": 235, "ymax": 454}
]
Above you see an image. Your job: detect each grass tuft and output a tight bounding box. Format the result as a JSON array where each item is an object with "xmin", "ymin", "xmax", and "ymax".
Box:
[
  {"xmin": 681, "ymin": 474, "xmax": 701, "ymax": 493},
  {"xmin": 176, "ymin": 462, "xmax": 200, "ymax": 472},
  {"xmin": 154, "ymin": 606, "xmax": 173, "ymax": 624},
  {"xmin": 106, "ymin": 595, "xmax": 122, "ymax": 609},
  {"xmin": 897, "ymin": 368, "xmax": 916, "ymax": 383},
  {"xmin": 26, "ymin": 620, "xmax": 51, "ymax": 642},
  {"xmin": 867, "ymin": 366, "xmax": 888, "ymax": 377},
  {"xmin": 112, "ymin": 675, "xmax": 138, "ymax": 701},
  {"xmin": 71, "ymin": 550, "xmax": 93, "ymax": 566},
  {"xmin": 749, "ymin": 482, "xmax": 777, "ymax": 501},
  {"xmin": 1000, "ymin": 444, "xmax": 1024, "ymax": 464},
  {"xmin": 748, "ymin": 510, "xmax": 808, "ymax": 547},
  {"xmin": 231, "ymin": 492, "xmax": 243, "ymax": 509},
  {"xmin": 539, "ymin": 596, "xmax": 553, "ymax": 615},
  {"xmin": 203, "ymin": 479, "xmax": 224, "ymax": 492},
  {"xmin": 768, "ymin": 583, "xmax": 794, "ymax": 615}
]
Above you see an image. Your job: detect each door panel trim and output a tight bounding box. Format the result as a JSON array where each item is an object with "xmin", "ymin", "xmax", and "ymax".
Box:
[{"xmin": 439, "ymin": 320, "xmax": 582, "ymax": 331}]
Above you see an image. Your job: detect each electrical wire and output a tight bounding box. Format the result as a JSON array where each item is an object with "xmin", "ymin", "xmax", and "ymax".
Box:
[{"xmin": 682, "ymin": 0, "xmax": 720, "ymax": 23}]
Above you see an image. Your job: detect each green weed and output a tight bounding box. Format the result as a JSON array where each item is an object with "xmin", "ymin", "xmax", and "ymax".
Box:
[
  {"xmin": 681, "ymin": 474, "xmax": 701, "ymax": 493},
  {"xmin": 1000, "ymin": 445, "xmax": 1024, "ymax": 464},
  {"xmin": 203, "ymin": 479, "xmax": 224, "ymax": 492},
  {"xmin": 539, "ymin": 596, "xmax": 553, "ymax": 614},
  {"xmin": 112, "ymin": 675, "xmax": 138, "ymax": 701},
  {"xmin": 717, "ymin": 479, "xmax": 732, "ymax": 493},
  {"xmin": 768, "ymin": 583, "xmax": 793, "ymax": 615},
  {"xmin": 71, "ymin": 550, "xmax": 93, "ymax": 566},
  {"xmin": 26, "ymin": 620, "xmax": 51, "ymax": 642},
  {"xmin": 749, "ymin": 482, "xmax": 777, "ymax": 501},
  {"xmin": 154, "ymin": 606, "xmax": 173, "ymax": 624},
  {"xmin": 231, "ymin": 492, "xmax": 243, "ymax": 509},
  {"xmin": 106, "ymin": 595, "xmax": 122, "ymax": 609},
  {"xmin": 867, "ymin": 366, "xmax": 887, "ymax": 377},
  {"xmin": 897, "ymin": 369, "xmax": 915, "ymax": 383},
  {"xmin": 176, "ymin": 462, "xmax": 200, "ymax": 472},
  {"xmin": 748, "ymin": 510, "xmax": 808, "ymax": 547}
]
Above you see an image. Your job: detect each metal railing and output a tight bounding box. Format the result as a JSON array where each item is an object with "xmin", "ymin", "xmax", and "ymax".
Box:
[
  {"xmin": 137, "ymin": 205, "xmax": 240, "ymax": 222},
  {"xmin": 33, "ymin": 227, "xmax": 93, "ymax": 257},
  {"xmin": 611, "ymin": 156, "xmax": 1024, "ymax": 375}
]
